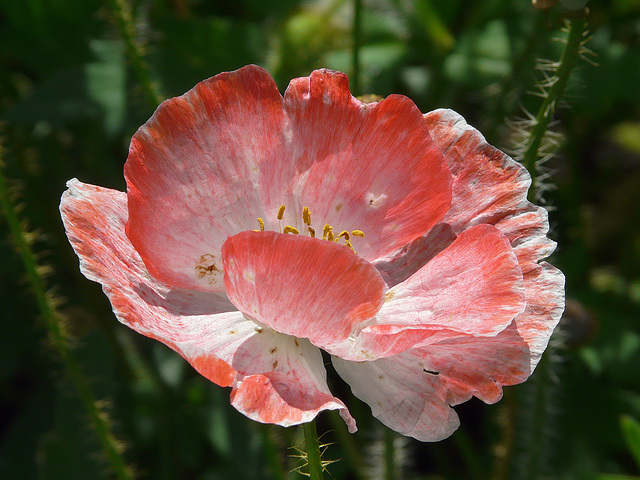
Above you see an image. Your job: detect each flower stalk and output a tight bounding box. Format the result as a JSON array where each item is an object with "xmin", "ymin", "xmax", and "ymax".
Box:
[
  {"xmin": 521, "ymin": 13, "xmax": 588, "ymax": 200},
  {"xmin": 384, "ymin": 427, "xmax": 397, "ymax": 480},
  {"xmin": 106, "ymin": 0, "xmax": 163, "ymax": 109},
  {"xmin": 303, "ymin": 420, "xmax": 325, "ymax": 480}
]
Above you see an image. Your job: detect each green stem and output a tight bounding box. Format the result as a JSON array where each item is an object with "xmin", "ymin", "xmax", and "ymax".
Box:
[
  {"xmin": 0, "ymin": 142, "xmax": 134, "ymax": 480},
  {"xmin": 384, "ymin": 427, "xmax": 396, "ymax": 480},
  {"xmin": 303, "ymin": 420, "xmax": 324, "ymax": 480},
  {"xmin": 106, "ymin": 0, "xmax": 163, "ymax": 109},
  {"xmin": 522, "ymin": 14, "xmax": 587, "ymax": 200},
  {"xmin": 327, "ymin": 411, "xmax": 366, "ymax": 480},
  {"xmin": 352, "ymin": 0, "xmax": 362, "ymax": 96},
  {"xmin": 484, "ymin": 9, "xmax": 551, "ymax": 141}
]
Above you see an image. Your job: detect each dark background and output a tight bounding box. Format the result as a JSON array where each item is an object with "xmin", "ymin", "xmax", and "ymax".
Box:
[{"xmin": 1, "ymin": 0, "xmax": 639, "ymax": 479}]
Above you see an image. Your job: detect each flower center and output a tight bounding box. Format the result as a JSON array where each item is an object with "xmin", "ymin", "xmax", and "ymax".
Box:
[{"xmin": 255, "ymin": 205, "xmax": 365, "ymax": 253}]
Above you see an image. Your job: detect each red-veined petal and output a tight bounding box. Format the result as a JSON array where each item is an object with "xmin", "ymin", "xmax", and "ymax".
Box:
[
  {"xmin": 375, "ymin": 224, "xmax": 524, "ymax": 336},
  {"xmin": 280, "ymin": 69, "xmax": 452, "ymax": 262},
  {"xmin": 221, "ymin": 230, "xmax": 387, "ymax": 353},
  {"xmin": 60, "ymin": 179, "xmax": 355, "ymax": 429},
  {"xmin": 332, "ymin": 322, "xmax": 531, "ymax": 441},
  {"xmin": 424, "ymin": 109, "xmax": 565, "ymax": 371},
  {"xmin": 125, "ymin": 65, "xmax": 287, "ymax": 292}
]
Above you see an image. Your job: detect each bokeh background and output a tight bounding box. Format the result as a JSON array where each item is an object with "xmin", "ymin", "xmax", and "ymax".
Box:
[{"xmin": 1, "ymin": 0, "xmax": 640, "ymax": 479}]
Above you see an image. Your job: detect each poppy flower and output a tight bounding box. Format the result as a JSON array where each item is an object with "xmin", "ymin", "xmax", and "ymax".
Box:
[{"xmin": 60, "ymin": 65, "xmax": 564, "ymax": 441}]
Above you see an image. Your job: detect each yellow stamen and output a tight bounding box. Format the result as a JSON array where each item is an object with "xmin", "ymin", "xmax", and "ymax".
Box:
[
  {"xmin": 322, "ymin": 224, "xmax": 332, "ymax": 240},
  {"xmin": 254, "ymin": 206, "xmax": 364, "ymax": 249},
  {"xmin": 336, "ymin": 230, "xmax": 350, "ymax": 242},
  {"xmin": 303, "ymin": 206, "xmax": 311, "ymax": 226},
  {"xmin": 345, "ymin": 240, "xmax": 355, "ymax": 253}
]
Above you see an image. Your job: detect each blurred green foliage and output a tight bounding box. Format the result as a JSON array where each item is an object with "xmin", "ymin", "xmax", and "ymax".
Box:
[{"xmin": 1, "ymin": 0, "xmax": 640, "ymax": 479}]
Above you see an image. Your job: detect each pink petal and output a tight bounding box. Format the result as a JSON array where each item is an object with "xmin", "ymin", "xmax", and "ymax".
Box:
[
  {"xmin": 332, "ymin": 354, "xmax": 461, "ymax": 442},
  {"xmin": 282, "ymin": 69, "xmax": 452, "ymax": 262},
  {"xmin": 221, "ymin": 230, "xmax": 387, "ymax": 354},
  {"xmin": 60, "ymin": 179, "xmax": 239, "ymax": 386},
  {"xmin": 332, "ymin": 322, "xmax": 531, "ymax": 441},
  {"xmin": 424, "ymin": 109, "xmax": 532, "ymax": 232},
  {"xmin": 229, "ymin": 331, "xmax": 356, "ymax": 431},
  {"xmin": 373, "ymin": 224, "xmax": 525, "ymax": 338},
  {"xmin": 60, "ymin": 179, "xmax": 355, "ymax": 429},
  {"xmin": 374, "ymin": 223, "xmax": 457, "ymax": 287},
  {"xmin": 423, "ymin": 109, "xmax": 565, "ymax": 371},
  {"xmin": 410, "ymin": 322, "xmax": 532, "ymax": 403},
  {"xmin": 125, "ymin": 65, "xmax": 286, "ymax": 292}
]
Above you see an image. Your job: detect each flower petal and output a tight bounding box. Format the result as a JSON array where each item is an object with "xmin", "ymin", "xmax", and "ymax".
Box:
[
  {"xmin": 60, "ymin": 179, "xmax": 239, "ymax": 386},
  {"xmin": 374, "ymin": 224, "xmax": 525, "ymax": 338},
  {"xmin": 281, "ymin": 69, "xmax": 452, "ymax": 262},
  {"xmin": 409, "ymin": 322, "xmax": 531, "ymax": 404},
  {"xmin": 332, "ymin": 354, "xmax": 461, "ymax": 442},
  {"xmin": 125, "ymin": 65, "xmax": 286, "ymax": 292},
  {"xmin": 424, "ymin": 109, "xmax": 533, "ymax": 232},
  {"xmin": 221, "ymin": 230, "xmax": 387, "ymax": 353},
  {"xmin": 424, "ymin": 109, "xmax": 565, "ymax": 370},
  {"xmin": 332, "ymin": 322, "xmax": 531, "ymax": 441},
  {"xmin": 229, "ymin": 330, "xmax": 356, "ymax": 432},
  {"xmin": 60, "ymin": 179, "xmax": 356, "ymax": 430}
]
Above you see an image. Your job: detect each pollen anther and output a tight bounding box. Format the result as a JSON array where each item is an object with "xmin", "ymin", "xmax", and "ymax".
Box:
[
  {"xmin": 336, "ymin": 230, "xmax": 350, "ymax": 242},
  {"xmin": 254, "ymin": 206, "xmax": 364, "ymax": 251},
  {"xmin": 322, "ymin": 224, "xmax": 333, "ymax": 240},
  {"xmin": 303, "ymin": 207, "xmax": 311, "ymax": 226}
]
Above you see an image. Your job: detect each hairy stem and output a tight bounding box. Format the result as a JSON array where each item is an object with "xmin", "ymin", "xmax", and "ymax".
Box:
[
  {"xmin": 303, "ymin": 420, "xmax": 324, "ymax": 480},
  {"xmin": 106, "ymin": 0, "xmax": 163, "ymax": 109},
  {"xmin": 0, "ymin": 141, "xmax": 134, "ymax": 480},
  {"xmin": 522, "ymin": 14, "xmax": 587, "ymax": 200}
]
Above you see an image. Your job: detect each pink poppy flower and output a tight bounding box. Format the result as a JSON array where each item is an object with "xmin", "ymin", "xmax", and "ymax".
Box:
[{"xmin": 60, "ymin": 65, "xmax": 564, "ymax": 441}]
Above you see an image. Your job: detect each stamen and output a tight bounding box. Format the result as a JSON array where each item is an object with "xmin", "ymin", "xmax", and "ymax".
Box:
[
  {"xmin": 254, "ymin": 206, "xmax": 364, "ymax": 251},
  {"xmin": 345, "ymin": 240, "xmax": 355, "ymax": 253},
  {"xmin": 336, "ymin": 230, "xmax": 350, "ymax": 242},
  {"xmin": 322, "ymin": 224, "xmax": 333, "ymax": 240}
]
